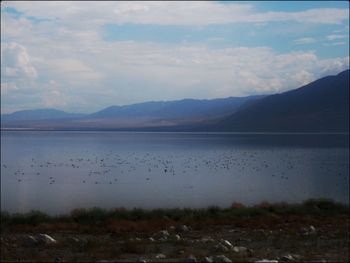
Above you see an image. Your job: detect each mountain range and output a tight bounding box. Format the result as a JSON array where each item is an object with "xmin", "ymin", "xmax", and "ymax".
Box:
[{"xmin": 1, "ymin": 69, "xmax": 349, "ymax": 132}]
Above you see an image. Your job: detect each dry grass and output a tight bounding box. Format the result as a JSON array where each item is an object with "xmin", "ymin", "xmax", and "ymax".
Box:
[{"xmin": 1, "ymin": 198, "xmax": 348, "ymax": 234}]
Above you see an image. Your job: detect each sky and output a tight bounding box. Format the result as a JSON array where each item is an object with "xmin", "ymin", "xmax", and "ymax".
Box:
[{"xmin": 1, "ymin": 1, "xmax": 349, "ymax": 114}]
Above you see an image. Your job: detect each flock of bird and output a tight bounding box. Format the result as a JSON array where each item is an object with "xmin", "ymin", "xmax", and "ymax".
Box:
[{"xmin": 1, "ymin": 148, "xmax": 348, "ymax": 188}]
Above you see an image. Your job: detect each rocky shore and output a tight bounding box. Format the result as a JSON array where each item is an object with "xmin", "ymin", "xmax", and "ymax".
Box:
[{"xmin": 1, "ymin": 200, "xmax": 349, "ymax": 262}]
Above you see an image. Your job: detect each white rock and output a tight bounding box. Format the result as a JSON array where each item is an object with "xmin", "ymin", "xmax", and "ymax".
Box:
[
  {"xmin": 176, "ymin": 224, "xmax": 190, "ymax": 232},
  {"xmin": 69, "ymin": 237, "xmax": 80, "ymax": 243},
  {"xmin": 37, "ymin": 234, "xmax": 56, "ymax": 244},
  {"xmin": 148, "ymin": 237, "xmax": 155, "ymax": 242},
  {"xmin": 204, "ymin": 257, "xmax": 214, "ymax": 263},
  {"xmin": 155, "ymin": 253, "xmax": 166, "ymax": 259},
  {"xmin": 154, "ymin": 229, "xmax": 170, "ymax": 241},
  {"xmin": 174, "ymin": 234, "xmax": 181, "ymax": 241},
  {"xmin": 215, "ymin": 255, "xmax": 232, "ymax": 263},
  {"xmin": 221, "ymin": 239, "xmax": 233, "ymax": 248},
  {"xmin": 201, "ymin": 237, "xmax": 215, "ymax": 243},
  {"xmin": 156, "ymin": 230, "xmax": 169, "ymax": 238},
  {"xmin": 233, "ymin": 246, "xmax": 247, "ymax": 253},
  {"xmin": 280, "ymin": 254, "xmax": 294, "ymax": 261},
  {"xmin": 215, "ymin": 243, "xmax": 229, "ymax": 252},
  {"xmin": 301, "ymin": 225, "xmax": 317, "ymax": 236},
  {"xmin": 161, "ymin": 230, "xmax": 170, "ymax": 236},
  {"xmin": 309, "ymin": 225, "xmax": 316, "ymax": 234}
]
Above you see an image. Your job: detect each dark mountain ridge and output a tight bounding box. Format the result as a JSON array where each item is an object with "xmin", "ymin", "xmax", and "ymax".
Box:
[{"xmin": 218, "ymin": 70, "xmax": 349, "ymax": 132}]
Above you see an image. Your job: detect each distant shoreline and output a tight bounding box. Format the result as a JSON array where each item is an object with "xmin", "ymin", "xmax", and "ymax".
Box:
[{"xmin": 1, "ymin": 128, "xmax": 349, "ymax": 135}]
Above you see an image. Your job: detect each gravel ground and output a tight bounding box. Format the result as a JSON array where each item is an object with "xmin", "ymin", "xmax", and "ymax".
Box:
[{"xmin": 1, "ymin": 215, "xmax": 349, "ymax": 262}]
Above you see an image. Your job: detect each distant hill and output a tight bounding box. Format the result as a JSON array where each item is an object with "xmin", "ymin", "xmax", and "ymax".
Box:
[
  {"xmin": 218, "ymin": 70, "xmax": 349, "ymax": 132},
  {"xmin": 1, "ymin": 109, "xmax": 85, "ymax": 121},
  {"xmin": 88, "ymin": 96, "xmax": 263, "ymax": 122}
]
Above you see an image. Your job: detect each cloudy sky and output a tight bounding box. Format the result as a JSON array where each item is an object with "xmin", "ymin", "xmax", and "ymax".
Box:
[{"xmin": 1, "ymin": 1, "xmax": 349, "ymax": 114}]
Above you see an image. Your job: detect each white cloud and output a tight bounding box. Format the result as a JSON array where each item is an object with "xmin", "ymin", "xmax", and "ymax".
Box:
[
  {"xmin": 291, "ymin": 70, "xmax": 315, "ymax": 86},
  {"xmin": 1, "ymin": 82, "xmax": 18, "ymax": 95},
  {"xmin": 293, "ymin": 37, "xmax": 316, "ymax": 45},
  {"xmin": 1, "ymin": 2, "xmax": 349, "ymax": 113},
  {"xmin": 38, "ymin": 58, "xmax": 104, "ymax": 81},
  {"xmin": 333, "ymin": 25, "xmax": 349, "ymax": 34},
  {"xmin": 42, "ymin": 89, "xmax": 68, "ymax": 109},
  {"xmin": 326, "ymin": 34, "xmax": 348, "ymax": 41},
  {"xmin": 323, "ymin": 41, "xmax": 347, "ymax": 46},
  {"xmin": 317, "ymin": 56, "xmax": 350, "ymax": 76},
  {"xmin": 279, "ymin": 8, "xmax": 348, "ymax": 24},
  {"xmin": 1, "ymin": 25, "xmax": 349, "ymax": 112},
  {"xmin": 1, "ymin": 42, "xmax": 37, "ymax": 79},
  {"xmin": 2, "ymin": 2, "xmax": 348, "ymax": 26}
]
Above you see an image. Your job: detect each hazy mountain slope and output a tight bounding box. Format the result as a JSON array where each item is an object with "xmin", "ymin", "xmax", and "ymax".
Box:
[
  {"xmin": 218, "ymin": 70, "xmax": 349, "ymax": 132},
  {"xmin": 1, "ymin": 109, "xmax": 85, "ymax": 121},
  {"xmin": 87, "ymin": 96, "xmax": 264, "ymax": 121},
  {"xmin": 1, "ymin": 96, "xmax": 264, "ymax": 129}
]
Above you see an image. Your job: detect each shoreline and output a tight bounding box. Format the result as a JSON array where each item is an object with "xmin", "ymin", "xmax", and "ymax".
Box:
[
  {"xmin": 1, "ymin": 199, "xmax": 349, "ymax": 262},
  {"xmin": 1, "ymin": 128, "xmax": 349, "ymax": 135}
]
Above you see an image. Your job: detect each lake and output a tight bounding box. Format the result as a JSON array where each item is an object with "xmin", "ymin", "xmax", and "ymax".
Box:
[{"xmin": 1, "ymin": 131, "xmax": 349, "ymax": 215}]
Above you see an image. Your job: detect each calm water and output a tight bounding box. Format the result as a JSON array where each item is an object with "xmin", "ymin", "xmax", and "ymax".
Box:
[{"xmin": 1, "ymin": 131, "xmax": 349, "ymax": 215}]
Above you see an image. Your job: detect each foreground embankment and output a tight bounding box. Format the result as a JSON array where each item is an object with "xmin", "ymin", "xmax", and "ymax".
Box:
[{"xmin": 1, "ymin": 199, "xmax": 349, "ymax": 262}]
